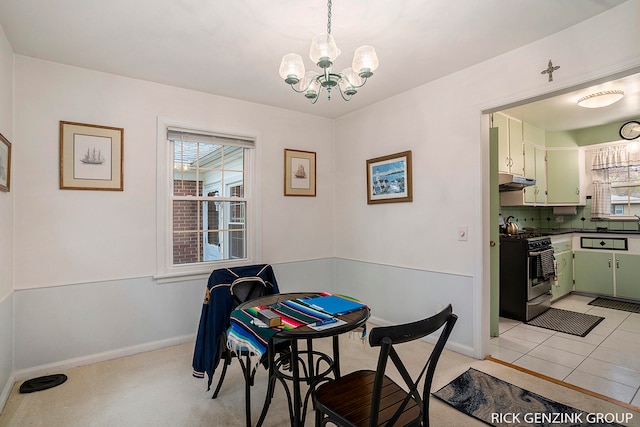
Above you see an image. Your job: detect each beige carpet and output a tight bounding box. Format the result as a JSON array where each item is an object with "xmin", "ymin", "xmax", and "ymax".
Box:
[{"xmin": 1, "ymin": 331, "xmax": 638, "ymax": 426}]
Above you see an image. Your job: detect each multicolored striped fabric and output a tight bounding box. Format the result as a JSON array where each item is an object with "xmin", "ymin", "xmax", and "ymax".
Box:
[{"xmin": 226, "ymin": 293, "xmax": 362, "ymax": 361}]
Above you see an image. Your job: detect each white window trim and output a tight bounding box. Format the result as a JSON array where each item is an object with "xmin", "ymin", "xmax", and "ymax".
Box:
[{"xmin": 154, "ymin": 117, "xmax": 261, "ymax": 283}]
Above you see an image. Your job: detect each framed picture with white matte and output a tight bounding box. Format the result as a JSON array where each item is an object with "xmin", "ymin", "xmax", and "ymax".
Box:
[
  {"xmin": 0, "ymin": 132, "xmax": 11, "ymax": 192},
  {"xmin": 284, "ymin": 148, "xmax": 316, "ymax": 196},
  {"xmin": 59, "ymin": 121, "xmax": 124, "ymax": 191}
]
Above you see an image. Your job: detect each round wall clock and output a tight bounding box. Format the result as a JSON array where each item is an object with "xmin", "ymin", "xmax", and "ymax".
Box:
[{"xmin": 620, "ymin": 120, "xmax": 640, "ymax": 140}]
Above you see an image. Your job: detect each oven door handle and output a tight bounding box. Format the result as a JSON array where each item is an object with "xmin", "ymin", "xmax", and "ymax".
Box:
[{"xmin": 528, "ymin": 248, "xmax": 553, "ymax": 256}]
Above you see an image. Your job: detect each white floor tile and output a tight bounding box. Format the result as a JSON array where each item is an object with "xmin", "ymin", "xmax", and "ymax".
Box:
[
  {"xmin": 501, "ymin": 324, "xmax": 553, "ymax": 344},
  {"xmin": 527, "ymin": 344, "xmax": 586, "ymax": 369},
  {"xmin": 553, "ymin": 329, "xmax": 610, "ymax": 347},
  {"xmin": 565, "ymin": 370, "xmax": 637, "ymax": 404},
  {"xmin": 498, "ymin": 317, "xmax": 520, "ymax": 334},
  {"xmin": 576, "ymin": 357, "xmax": 640, "ymax": 389},
  {"xmin": 491, "ymin": 335, "xmax": 538, "ymax": 354},
  {"xmin": 540, "ymin": 335, "xmax": 597, "ymax": 356},
  {"xmin": 598, "ymin": 329, "xmax": 640, "ymax": 354},
  {"xmin": 590, "ymin": 344, "xmax": 640, "ymax": 372},
  {"xmin": 618, "ymin": 313, "xmax": 640, "ymax": 334},
  {"xmin": 552, "ymin": 295, "xmax": 593, "ymax": 312},
  {"xmin": 489, "ymin": 342, "xmax": 523, "ymax": 363},
  {"xmin": 585, "ymin": 306, "xmax": 630, "ymax": 329},
  {"xmin": 513, "ymin": 355, "xmax": 573, "ymax": 381},
  {"xmin": 632, "ymin": 390, "xmax": 640, "ymax": 408}
]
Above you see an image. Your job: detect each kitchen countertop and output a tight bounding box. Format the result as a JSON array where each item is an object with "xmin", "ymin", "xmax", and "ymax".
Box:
[{"xmin": 534, "ymin": 228, "xmax": 640, "ymax": 236}]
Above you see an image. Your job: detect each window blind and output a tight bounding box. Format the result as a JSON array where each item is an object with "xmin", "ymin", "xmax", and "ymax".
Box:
[{"xmin": 167, "ymin": 127, "xmax": 254, "ymax": 148}]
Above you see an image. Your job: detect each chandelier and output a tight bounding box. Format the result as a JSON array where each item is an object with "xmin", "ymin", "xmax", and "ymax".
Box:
[{"xmin": 278, "ymin": 0, "xmax": 379, "ymax": 103}]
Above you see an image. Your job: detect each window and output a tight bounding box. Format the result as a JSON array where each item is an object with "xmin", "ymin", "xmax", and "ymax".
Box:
[
  {"xmin": 608, "ymin": 165, "xmax": 640, "ymax": 216},
  {"xmin": 589, "ymin": 143, "xmax": 640, "ymax": 219},
  {"xmin": 156, "ymin": 122, "xmax": 255, "ymax": 280}
]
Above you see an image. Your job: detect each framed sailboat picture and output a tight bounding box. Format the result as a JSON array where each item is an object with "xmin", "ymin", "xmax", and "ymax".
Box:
[
  {"xmin": 366, "ymin": 150, "xmax": 412, "ymax": 204},
  {"xmin": 59, "ymin": 121, "xmax": 124, "ymax": 191},
  {"xmin": 284, "ymin": 148, "xmax": 316, "ymax": 196}
]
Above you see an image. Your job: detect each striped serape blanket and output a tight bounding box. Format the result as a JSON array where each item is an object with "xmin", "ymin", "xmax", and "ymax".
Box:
[{"xmin": 226, "ymin": 293, "xmax": 339, "ymax": 362}]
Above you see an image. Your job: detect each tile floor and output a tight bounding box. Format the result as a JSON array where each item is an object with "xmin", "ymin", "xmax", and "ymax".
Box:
[{"xmin": 490, "ymin": 294, "xmax": 640, "ymax": 407}]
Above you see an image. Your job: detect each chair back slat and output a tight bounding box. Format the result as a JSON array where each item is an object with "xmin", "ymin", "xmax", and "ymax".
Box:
[
  {"xmin": 230, "ymin": 277, "xmax": 267, "ymax": 308},
  {"xmin": 369, "ymin": 304, "xmax": 457, "ymax": 427}
]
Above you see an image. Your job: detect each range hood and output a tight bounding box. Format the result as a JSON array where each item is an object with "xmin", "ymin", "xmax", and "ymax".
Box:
[{"xmin": 499, "ymin": 173, "xmax": 536, "ymax": 191}]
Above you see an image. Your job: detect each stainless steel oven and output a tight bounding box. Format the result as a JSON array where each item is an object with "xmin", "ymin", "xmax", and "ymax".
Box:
[{"xmin": 500, "ymin": 234, "xmax": 553, "ymax": 321}]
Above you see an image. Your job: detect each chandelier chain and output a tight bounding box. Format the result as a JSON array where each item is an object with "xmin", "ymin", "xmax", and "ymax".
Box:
[{"xmin": 327, "ymin": 0, "xmax": 332, "ymax": 35}]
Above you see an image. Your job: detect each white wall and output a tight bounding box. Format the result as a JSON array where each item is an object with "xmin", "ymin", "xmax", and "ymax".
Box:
[
  {"xmin": 334, "ymin": 0, "xmax": 639, "ymax": 358},
  {"xmin": 11, "ymin": 56, "xmax": 336, "ymax": 374},
  {"xmin": 13, "ymin": 57, "xmax": 335, "ymax": 289},
  {"xmin": 0, "ymin": 22, "xmax": 14, "ymax": 411}
]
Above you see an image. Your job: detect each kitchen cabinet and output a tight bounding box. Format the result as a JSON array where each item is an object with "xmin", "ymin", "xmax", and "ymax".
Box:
[
  {"xmin": 494, "ymin": 113, "xmax": 524, "ymax": 175},
  {"xmin": 573, "ymin": 251, "xmax": 614, "ymax": 295},
  {"xmin": 523, "ymin": 142, "xmax": 546, "ymax": 205},
  {"xmin": 551, "ymin": 239, "xmax": 572, "ymax": 301},
  {"xmin": 612, "ymin": 253, "xmax": 640, "ymax": 300},
  {"xmin": 546, "ymin": 149, "xmax": 580, "ymax": 204}
]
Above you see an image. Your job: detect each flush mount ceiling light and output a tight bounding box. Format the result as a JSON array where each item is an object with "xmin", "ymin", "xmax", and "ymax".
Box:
[
  {"xmin": 576, "ymin": 90, "xmax": 624, "ymax": 108},
  {"xmin": 278, "ymin": 0, "xmax": 379, "ymax": 103}
]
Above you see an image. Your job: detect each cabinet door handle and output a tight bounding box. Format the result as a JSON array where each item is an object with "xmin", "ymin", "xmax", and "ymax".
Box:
[
  {"xmin": 505, "ymin": 157, "xmax": 510, "ymax": 167},
  {"xmin": 616, "ymin": 259, "xmax": 619, "ymax": 269},
  {"xmin": 576, "ymin": 187, "xmax": 580, "ymax": 195},
  {"xmin": 608, "ymin": 259, "xmax": 612, "ymax": 268}
]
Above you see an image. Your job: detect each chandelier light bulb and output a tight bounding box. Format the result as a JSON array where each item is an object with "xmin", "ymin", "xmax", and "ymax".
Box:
[
  {"xmin": 576, "ymin": 90, "xmax": 624, "ymax": 108},
  {"xmin": 279, "ymin": 53, "xmax": 305, "ymax": 84},
  {"xmin": 309, "ymin": 33, "xmax": 340, "ymax": 68},
  {"xmin": 352, "ymin": 46, "xmax": 379, "ymax": 78}
]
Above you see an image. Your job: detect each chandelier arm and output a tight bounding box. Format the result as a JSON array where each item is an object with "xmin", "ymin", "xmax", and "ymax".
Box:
[
  {"xmin": 309, "ymin": 86, "xmax": 323, "ymax": 104},
  {"xmin": 337, "ymin": 86, "xmax": 353, "ymax": 102},
  {"xmin": 350, "ymin": 76, "xmax": 369, "ymax": 89},
  {"xmin": 288, "ymin": 75, "xmax": 322, "ymax": 94}
]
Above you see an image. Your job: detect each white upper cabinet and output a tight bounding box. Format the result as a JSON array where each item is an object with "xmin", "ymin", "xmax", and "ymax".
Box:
[{"xmin": 494, "ymin": 113, "xmax": 524, "ymax": 175}]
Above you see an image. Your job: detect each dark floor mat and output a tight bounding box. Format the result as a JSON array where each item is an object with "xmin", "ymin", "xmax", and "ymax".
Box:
[
  {"xmin": 19, "ymin": 374, "xmax": 67, "ymax": 393},
  {"xmin": 588, "ymin": 297, "xmax": 640, "ymax": 314},
  {"xmin": 526, "ymin": 308, "xmax": 603, "ymax": 337}
]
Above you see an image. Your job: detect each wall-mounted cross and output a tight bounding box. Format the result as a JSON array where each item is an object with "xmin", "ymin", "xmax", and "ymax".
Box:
[{"xmin": 541, "ymin": 60, "xmax": 560, "ymax": 82}]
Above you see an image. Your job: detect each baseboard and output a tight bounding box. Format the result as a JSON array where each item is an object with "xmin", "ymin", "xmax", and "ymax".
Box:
[
  {"xmin": 12, "ymin": 334, "xmax": 195, "ymax": 382},
  {"xmin": 0, "ymin": 371, "xmax": 16, "ymax": 414},
  {"xmin": 368, "ymin": 315, "xmax": 474, "ymax": 358}
]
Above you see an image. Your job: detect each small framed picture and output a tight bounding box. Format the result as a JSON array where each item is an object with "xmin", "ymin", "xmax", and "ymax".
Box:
[
  {"xmin": 284, "ymin": 148, "xmax": 316, "ymax": 197},
  {"xmin": 60, "ymin": 121, "xmax": 124, "ymax": 191},
  {"xmin": 366, "ymin": 150, "xmax": 413, "ymax": 204},
  {"xmin": 0, "ymin": 132, "xmax": 11, "ymax": 192}
]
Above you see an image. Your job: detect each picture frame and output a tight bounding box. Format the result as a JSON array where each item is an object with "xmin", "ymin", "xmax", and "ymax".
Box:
[
  {"xmin": 0, "ymin": 132, "xmax": 11, "ymax": 192},
  {"xmin": 60, "ymin": 121, "xmax": 124, "ymax": 191},
  {"xmin": 284, "ymin": 149, "xmax": 316, "ymax": 197},
  {"xmin": 366, "ymin": 150, "xmax": 413, "ymax": 204}
]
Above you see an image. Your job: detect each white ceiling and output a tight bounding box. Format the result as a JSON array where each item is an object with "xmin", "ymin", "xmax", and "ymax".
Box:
[
  {"xmin": 498, "ymin": 71, "xmax": 640, "ymax": 131},
  {"xmin": 0, "ymin": 0, "xmax": 634, "ymax": 124}
]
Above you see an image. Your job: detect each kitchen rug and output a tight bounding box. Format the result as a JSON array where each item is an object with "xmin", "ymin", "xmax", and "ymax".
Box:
[
  {"xmin": 526, "ymin": 308, "xmax": 603, "ymax": 337},
  {"xmin": 432, "ymin": 368, "xmax": 624, "ymax": 427},
  {"xmin": 588, "ymin": 297, "xmax": 640, "ymax": 314}
]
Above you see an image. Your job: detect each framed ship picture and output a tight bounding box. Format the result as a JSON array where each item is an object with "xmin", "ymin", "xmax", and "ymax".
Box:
[
  {"xmin": 366, "ymin": 150, "xmax": 412, "ymax": 204},
  {"xmin": 59, "ymin": 121, "xmax": 124, "ymax": 191},
  {"xmin": 284, "ymin": 148, "xmax": 316, "ymax": 196},
  {"xmin": 0, "ymin": 132, "xmax": 11, "ymax": 192}
]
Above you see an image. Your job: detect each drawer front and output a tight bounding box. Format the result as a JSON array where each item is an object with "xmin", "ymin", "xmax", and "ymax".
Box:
[{"xmin": 580, "ymin": 237, "xmax": 628, "ymax": 251}]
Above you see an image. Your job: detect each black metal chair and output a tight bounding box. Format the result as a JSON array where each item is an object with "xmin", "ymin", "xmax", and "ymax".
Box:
[
  {"xmin": 211, "ymin": 277, "xmax": 268, "ymax": 427},
  {"xmin": 313, "ymin": 304, "xmax": 457, "ymax": 427}
]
